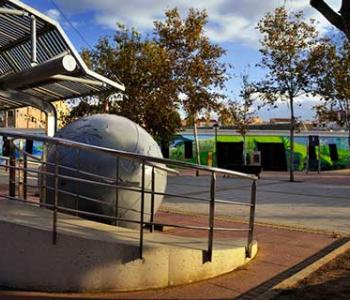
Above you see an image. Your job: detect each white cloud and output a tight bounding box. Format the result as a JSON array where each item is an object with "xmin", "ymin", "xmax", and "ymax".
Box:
[
  {"xmin": 46, "ymin": 8, "xmax": 61, "ymax": 22},
  {"xmin": 53, "ymin": 0, "xmax": 342, "ymax": 46},
  {"xmin": 254, "ymin": 94, "xmax": 324, "ymax": 121}
]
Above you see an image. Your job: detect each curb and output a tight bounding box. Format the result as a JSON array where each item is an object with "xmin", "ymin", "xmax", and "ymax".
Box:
[{"xmin": 256, "ymin": 240, "xmax": 350, "ymax": 300}]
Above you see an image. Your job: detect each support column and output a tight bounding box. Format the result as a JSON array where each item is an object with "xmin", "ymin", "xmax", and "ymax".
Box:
[{"xmin": 0, "ymin": 89, "xmax": 57, "ymax": 136}]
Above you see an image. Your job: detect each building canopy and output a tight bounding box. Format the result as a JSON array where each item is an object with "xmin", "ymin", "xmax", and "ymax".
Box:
[{"xmin": 0, "ymin": 0, "xmax": 124, "ymax": 111}]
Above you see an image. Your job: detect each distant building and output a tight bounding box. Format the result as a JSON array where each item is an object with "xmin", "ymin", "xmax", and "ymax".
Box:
[
  {"xmin": 250, "ymin": 116, "xmax": 263, "ymax": 125},
  {"xmin": 181, "ymin": 117, "xmax": 218, "ymax": 128},
  {"xmin": 0, "ymin": 101, "xmax": 70, "ymax": 130},
  {"xmin": 171, "ymin": 127, "xmax": 350, "ymax": 171},
  {"xmin": 269, "ymin": 118, "xmax": 290, "ymax": 124}
]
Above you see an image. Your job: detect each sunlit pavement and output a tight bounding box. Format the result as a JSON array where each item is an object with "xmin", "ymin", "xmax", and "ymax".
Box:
[{"xmin": 163, "ymin": 169, "xmax": 350, "ymax": 235}]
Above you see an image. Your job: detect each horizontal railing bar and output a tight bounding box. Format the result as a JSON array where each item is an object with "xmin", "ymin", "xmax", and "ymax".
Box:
[
  {"xmin": 56, "ymin": 206, "xmax": 142, "ymax": 225},
  {"xmin": 57, "ymin": 173, "xmax": 144, "ymax": 192},
  {"xmin": 146, "ymin": 221, "xmax": 209, "ymax": 231},
  {"xmin": 45, "ymin": 185, "xmax": 111, "ymax": 207},
  {"xmin": 1, "ymin": 164, "xmax": 145, "ymax": 193},
  {"xmin": 0, "ymin": 194, "xmax": 54, "ymax": 208},
  {"xmin": 3, "ymin": 159, "xmax": 139, "ymax": 190},
  {"xmin": 3, "ymin": 165, "xmax": 254, "ymax": 211},
  {"xmin": 215, "ymin": 199, "xmax": 253, "ymax": 207},
  {"xmin": 213, "ymin": 227, "xmax": 250, "ymax": 232},
  {"xmin": 0, "ymin": 195, "xmax": 249, "ymax": 234},
  {"xmin": 147, "ymin": 162, "xmax": 180, "ymax": 175},
  {"xmin": 0, "ymin": 130, "xmax": 257, "ymax": 180},
  {"xmin": 53, "ymin": 206, "xmax": 211, "ymax": 232},
  {"xmin": 0, "ymin": 155, "xmax": 40, "ymax": 166},
  {"xmin": 11, "ymin": 143, "xmax": 42, "ymax": 162},
  {"xmin": 11, "ymin": 143, "xmax": 179, "ymax": 179},
  {"xmin": 4, "ymin": 163, "xmax": 253, "ymax": 208},
  {"xmin": 45, "ymin": 185, "xmax": 150, "ymax": 215},
  {"xmin": 15, "ymin": 182, "xmax": 38, "ymax": 188}
]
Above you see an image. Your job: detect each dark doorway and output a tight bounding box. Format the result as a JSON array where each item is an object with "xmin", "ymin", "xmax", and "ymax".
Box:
[
  {"xmin": 257, "ymin": 142, "xmax": 287, "ymax": 171},
  {"xmin": 184, "ymin": 141, "xmax": 193, "ymax": 159},
  {"xmin": 308, "ymin": 145, "xmax": 317, "ymax": 160},
  {"xmin": 308, "ymin": 145, "xmax": 319, "ymax": 170},
  {"xmin": 216, "ymin": 142, "xmax": 243, "ymax": 168},
  {"xmin": 329, "ymin": 144, "xmax": 338, "ymax": 162}
]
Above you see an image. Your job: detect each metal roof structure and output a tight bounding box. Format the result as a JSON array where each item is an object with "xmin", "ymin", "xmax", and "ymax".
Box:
[{"xmin": 0, "ymin": 0, "xmax": 124, "ymax": 111}]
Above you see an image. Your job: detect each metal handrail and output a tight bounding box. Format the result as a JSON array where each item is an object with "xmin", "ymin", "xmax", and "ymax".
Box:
[
  {"xmin": 0, "ymin": 129, "xmax": 257, "ymax": 180},
  {"xmin": 0, "ymin": 130, "xmax": 258, "ymax": 262},
  {"xmin": 3, "ymin": 161, "xmax": 254, "ymax": 207}
]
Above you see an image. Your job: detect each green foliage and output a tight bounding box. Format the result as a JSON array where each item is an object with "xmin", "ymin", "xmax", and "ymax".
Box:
[
  {"xmin": 255, "ymin": 7, "xmax": 319, "ymax": 104},
  {"xmin": 223, "ymin": 73, "xmax": 256, "ymax": 137},
  {"xmin": 66, "ymin": 8, "xmax": 228, "ymax": 151},
  {"xmin": 67, "ymin": 24, "xmax": 181, "ymax": 146},
  {"xmin": 255, "ymin": 7, "xmax": 320, "ymax": 180},
  {"xmin": 154, "ymin": 8, "xmax": 228, "ymax": 116},
  {"xmin": 313, "ymin": 37, "xmax": 350, "ymax": 148}
]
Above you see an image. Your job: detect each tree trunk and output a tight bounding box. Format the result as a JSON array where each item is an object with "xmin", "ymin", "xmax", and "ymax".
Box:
[
  {"xmin": 160, "ymin": 139, "xmax": 170, "ymax": 159},
  {"xmin": 242, "ymin": 135, "xmax": 247, "ymax": 166},
  {"xmin": 103, "ymin": 99, "xmax": 109, "ymax": 113},
  {"xmin": 289, "ymin": 98, "xmax": 295, "ymax": 182},
  {"xmin": 348, "ymin": 128, "xmax": 350, "ymax": 163},
  {"xmin": 193, "ymin": 117, "xmax": 201, "ymax": 176}
]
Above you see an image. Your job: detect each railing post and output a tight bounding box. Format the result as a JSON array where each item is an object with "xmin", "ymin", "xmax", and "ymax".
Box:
[
  {"xmin": 247, "ymin": 180, "xmax": 257, "ymax": 258},
  {"xmin": 207, "ymin": 171, "xmax": 216, "ymax": 262},
  {"xmin": 52, "ymin": 147, "xmax": 59, "ymax": 245},
  {"xmin": 9, "ymin": 140, "xmax": 16, "ymax": 198},
  {"xmin": 150, "ymin": 166, "xmax": 155, "ymax": 232},
  {"xmin": 18, "ymin": 140, "xmax": 25, "ymax": 199},
  {"xmin": 23, "ymin": 151, "xmax": 27, "ymax": 200},
  {"xmin": 114, "ymin": 156, "xmax": 119, "ymax": 226},
  {"xmin": 139, "ymin": 161, "xmax": 145, "ymax": 259},
  {"xmin": 40, "ymin": 142, "xmax": 47, "ymax": 205},
  {"xmin": 75, "ymin": 148, "xmax": 80, "ymax": 215}
]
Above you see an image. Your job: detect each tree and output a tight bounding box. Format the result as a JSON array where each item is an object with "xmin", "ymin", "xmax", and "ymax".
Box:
[
  {"xmin": 219, "ymin": 74, "xmax": 256, "ymax": 165},
  {"xmin": 310, "ymin": 0, "xmax": 350, "ymax": 41},
  {"xmin": 154, "ymin": 8, "xmax": 228, "ymax": 173},
  {"xmin": 230, "ymin": 74, "xmax": 256, "ymax": 165},
  {"xmin": 255, "ymin": 7, "xmax": 320, "ymax": 182},
  {"xmin": 66, "ymin": 24, "xmax": 181, "ymax": 151},
  {"xmin": 313, "ymin": 38, "xmax": 350, "ymax": 149},
  {"xmin": 218, "ymin": 105, "xmax": 233, "ymax": 126}
]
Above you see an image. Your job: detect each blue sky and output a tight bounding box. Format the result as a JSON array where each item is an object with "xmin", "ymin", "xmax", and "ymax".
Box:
[{"xmin": 23, "ymin": 0, "xmax": 341, "ymax": 121}]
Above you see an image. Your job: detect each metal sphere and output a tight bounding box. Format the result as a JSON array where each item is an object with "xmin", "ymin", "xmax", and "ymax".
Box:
[{"xmin": 45, "ymin": 114, "xmax": 166, "ymax": 229}]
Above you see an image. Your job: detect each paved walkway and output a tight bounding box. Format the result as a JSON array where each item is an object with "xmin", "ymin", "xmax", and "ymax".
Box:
[
  {"xmin": 0, "ymin": 170, "xmax": 348, "ymax": 299},
  {"xmin": 0, "ymin": 211, "xmax": 339, "ymax": 299},
  {"xmin": 164, "ymin": 170, "xmax": 350, "ymax": 234}
]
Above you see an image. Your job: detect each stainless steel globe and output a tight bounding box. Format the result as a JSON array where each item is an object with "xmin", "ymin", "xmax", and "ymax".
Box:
[{"xmin": 45, "ymin": 114, "xmax": 167, "ymax": 229}]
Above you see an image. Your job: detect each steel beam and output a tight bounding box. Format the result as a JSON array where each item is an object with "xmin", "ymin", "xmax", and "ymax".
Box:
[
  {"xmin": 0, "ymin": 8, "xmax": 28, "ymax": 17},
  {"xmin": 0, "ymin": 54, "xmax": 77, "ymax": 90},
  {"xmin": 31, "ymin": 15, "xmax": 37, "ymax": 66},
  {"xmin": 50, "ymin": 74, "xmax": 106, "ymax": 87}
]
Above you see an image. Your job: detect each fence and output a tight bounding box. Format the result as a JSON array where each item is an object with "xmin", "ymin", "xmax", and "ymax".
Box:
[{"xmin": 0, "ymin": 130, "xmax": 258, "ymax": 262}]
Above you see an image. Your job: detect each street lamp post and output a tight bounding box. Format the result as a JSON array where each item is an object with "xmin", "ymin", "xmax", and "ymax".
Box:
[{"xmin": 213, "ymin": 123, "xmax": 219, "ymax": 167}]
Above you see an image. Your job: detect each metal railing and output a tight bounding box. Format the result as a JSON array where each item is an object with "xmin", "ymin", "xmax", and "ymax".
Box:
[{"xmin": 0, "ymin": 130, "xmax": 258, "ymax": 262}]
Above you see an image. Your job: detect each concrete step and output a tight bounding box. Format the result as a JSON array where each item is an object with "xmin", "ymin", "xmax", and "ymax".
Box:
[{"xmin": 0, "ymin": 199, "xmax": 257, "ymax": 292}]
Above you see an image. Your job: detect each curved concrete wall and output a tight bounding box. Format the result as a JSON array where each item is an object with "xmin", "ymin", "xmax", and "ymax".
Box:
[{"xmin": 0, "ymin": 201, "xmax": 257, "ymax": 292}]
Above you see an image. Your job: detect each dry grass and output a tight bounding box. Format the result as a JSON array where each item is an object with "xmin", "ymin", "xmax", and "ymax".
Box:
[{"xmin": 274, "ymin": 250, "xmax": 350, "ymax": 300}]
